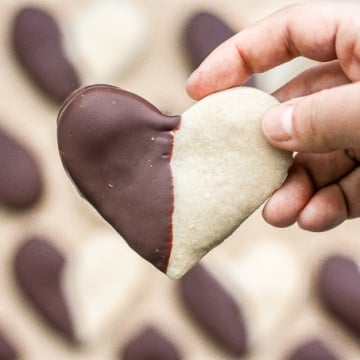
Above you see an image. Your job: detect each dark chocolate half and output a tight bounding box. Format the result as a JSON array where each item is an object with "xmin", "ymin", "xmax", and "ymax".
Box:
[
  {"xmin": 12, "ymin": 7, "xmax": 80, "ymax": 103},
  {"xmin": 14, "ymin": 237, "xmax": 75, "ymax": 341},
  {"xmin": 178, "ymin": 264, "xmax": 247, "ymax": 356},
  {"xmin": 318, "ymin": 255, "xmax": 360, "ymax": 337},
  {"xmin": 121, "ymin": 326, "xmax": 182, "ymax": 360},
  {"xmin": 0, "ymin": 331, "xmax": 18, "ymax": 360},
  {"xmin": 57, "ymin": 85, "xmax": 180, "ymax": 272},
  {"xmin": 286, "ymin": 339, "xmax": 339, "ymax": 360},
  {"xmin": 0, "ymin": 127, "xmax": 43, "ymax": 209}
]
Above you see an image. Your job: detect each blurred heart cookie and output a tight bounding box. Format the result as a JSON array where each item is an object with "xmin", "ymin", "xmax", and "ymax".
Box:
[
  {"xmin": 66, "ymin": 0, "xmax": 148, "ymax": 83},
  {"xmin": 12, "ymin": 6, "xmax": 80, "ymax": 103},
  {"xmin": 0, "ymin": 127, "xmax": 43, "ymax": 209},
  {"xmin": 184, "ymin": 11, "xmax": 256, "ymax": 87},
  {"xmin": 178, "ymin": 238, "xmax": 304, "ymax": 356},
  {"xmin": 184, "ymin": 11, "xmax": 236, "ymax": 70},
  {"xmin": 14, "ymin": 232, "xmax": 145, "ymax": 343},
  {"xmin": 57, "ymin": 85, "xmax": 292, "ymax": 278},
  {"xmin": 318, "ymin": 255, "xmax": 360, "ymax": 338},
  {"xmin": 120, "ymin": 326, "xmax": 182, "ymax": 360},
  {"xmin": 12, "ymin": 1, "xmax": 148, "ymax": 102},
  {"xmin": 286, "ymin": 339, "xmax": 339, "ymax": 360}
]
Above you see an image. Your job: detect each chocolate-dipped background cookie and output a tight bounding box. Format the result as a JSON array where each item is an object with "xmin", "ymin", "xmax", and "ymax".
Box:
[{"xmin": 12, "ymin": 7, "xmax": 80, "ymax": 103}]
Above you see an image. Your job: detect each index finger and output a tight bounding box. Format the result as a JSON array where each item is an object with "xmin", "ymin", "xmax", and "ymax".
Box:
[{"xmin": 186, "ymin": 2, "xmax": 355, "ymax": 100}]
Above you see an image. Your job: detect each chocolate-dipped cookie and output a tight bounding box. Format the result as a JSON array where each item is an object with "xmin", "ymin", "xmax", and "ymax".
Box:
[
  {"xmin": 63, "ymin": 231, "xmax": 146, "ymax": 344},
  {"xmin": 287, "ymin": 339, "xmax": 339, "ymax": 360},
  {"xmin": 57, "ymin": 85, "xmax": 292, "ymax": 278},
  {"xmin": 14, "ymin": 237, "xmax": 75, "ymax": 341},
  {"xmin": 14, "ymin": 233, "xmax": 145, "ymax": 343},
  {"xmin": 67, "ymin": 0, "xmax": 148, "ymax": 83},
  {"xmin": 184, "ymin": 12, "xmax": 235, "ymax": 70},
  {"xmin": 184, "ymin": 11, "xmax": 255, "ymax": 86},
  {"xmin": 178, "ymin": 238, "xmax": 303, "ymax": 356},
  {"xmin": 318, "ymin": 255, "xmax": 360, "ymax": 338},
  {"xmin": 12, "ymin": 7, "xmax": 80, "ymax": 103},
  {"xmin": 120, "ymin": 326, "xmax": 182, "ymax": 360},
  {"xmin": 0, "ymin": 127, "xmax": 43, "ymax": 209},
  {"xmin": 0, "ymin": 331, "xmax": 18, "ymax": 360},
  {"xmin": 179, "ymin": 264, "xmax": 247, "ymax": 356}
]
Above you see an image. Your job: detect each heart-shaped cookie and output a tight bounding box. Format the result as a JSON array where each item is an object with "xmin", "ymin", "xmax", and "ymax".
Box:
[
  {"xmin": 318, "ymin": 255, "xmax": 360, "ymax": 338},
  {"xmin": 178, "ymin": 238, "xmax": 303, "ymax": 355},
  {"xmin": 184, "ymin": 11, "xmax": 255, "ymax": 87},
  {"xmin": 57, "ymin": 85, "xmax": 292, "ymax": 278},
  {"xmin": 184, "ymin": 12, "xmax": 236, "ymax": 70},
  {"xmin": 66, "ymin": 0, "xmax": 148, "ymax": 84},
  {"xmin": 0, "ymin": 127, "xmax": 43, "ymax": 209},
  {"xmin": 120, "ymin": 326, "xmax": 182, "ymax": 360},
  {"xmin": 12, "ymin": 6, "xmax": 80, "ymax": 103},
  {"xmin": 14, "ymin": 237, "xmax": 74, "ymax": 341},
  {"xmin": 63, "ymin": 231, "xmax": 147, "ymax": 344},
  {"xmin": 0, "ymin": 330, "xmax": 18, "ymax": 360},
  {"xmin": 12, "ymin": 2, "xmax": 147, "ymax": 103},
  {"xmin": 286, "ymin": 339, "xmax": 339, "ymax": 360},
  {"xmin": 14, "ymin": 232, "xmax": 146, "ymax": 343},
  {"xmin": 179, "ymin": 263, "xmax": 247, "ymax": 356}
]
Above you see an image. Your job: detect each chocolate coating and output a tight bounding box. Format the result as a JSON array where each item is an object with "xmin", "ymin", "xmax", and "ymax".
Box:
[
  {"xmin": 12, "ymin": 7, "xmax": 80, "ymax": 103},
  {"xmin": 14, "ymin": 237, "xmax": 75, "ymax": 341},
  {"xmin": 57, "ymin": 85, "xmax": 180, "ymax": 272},
  {"xmin": 0, "ymin": 331, "xmax": 18, "ymax": 360},
  {"xmin": 0, "ymin": 127, "xmax": 42, "ymax": 209},
  {"xmin": 121, "ymin": 326, "xmax": 182, "ymax": 360},
  {"xmin": 178, "ymin": 264, "xmax": 247, "ymax": 356},
  {"xmin": 318, "ymin": 255, "xmax": 360, "ymax": 337},
  {"xmin": 287, "ymin": 339, "xmax": 339, "ymax": 360}
]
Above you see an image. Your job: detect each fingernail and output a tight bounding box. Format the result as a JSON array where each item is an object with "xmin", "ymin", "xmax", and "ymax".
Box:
[{"xmin": 262, "ymin": 103, "xmax": 294, "ymax": 142}]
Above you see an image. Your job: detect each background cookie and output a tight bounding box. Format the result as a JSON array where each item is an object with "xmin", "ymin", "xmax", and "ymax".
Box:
[
  {"xmin": 63, "ymin": 231, "xmax": 147, "ymax": 344},
  {"xmin": 12, "ymin": 6, "xmax": 80, "ymax": 103},
  {"xmin": 178, "ymin": 238, "xmax": 304, "ymax": 356},
  {"xmin": 0, "ymin": 126, "xmax": 43, "ymax": 209},
  {"xmin": 318, "ymin": 255, "xmax": 360, "ymax": 339},
  {"xmin": 184, "ymin": 11, "xmax": 236, "ymax": 70},
  {"xmin": 120, "ymin": 326, "xmax": 182, "ymax": 360},
  {"xmin": 65, "ymin": 0, "xmax": 148, "ymax": 84},
  {"xmin": 14, "ymin": 237, "xmax": 75, "ymax": 341},
  {"xmin": 0, "ymin": 330, "xmax": 18, "ymax": 360},
  {"xmin": 11, "ymin": 2, "xmax": 148, "ymax": 104},
  {"xmin": 14, "ymin": 232, "xmax": 147, "ymax": 344},
  {"xmin": 183, "ymin": 11, "xmax": 256, "ymax": 87},
  {"xmin": 179, "ymin": 264, "xmax": 248, "ymax": 356},
  {"xmin": 286, "ymin": 339, "xmax": 339, "ymax": 360}
]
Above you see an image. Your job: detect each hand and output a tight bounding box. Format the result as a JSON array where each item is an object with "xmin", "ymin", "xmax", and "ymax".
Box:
[{"xmin": 186, "ymin": 2, "xmax": 360, "ymax": 232}]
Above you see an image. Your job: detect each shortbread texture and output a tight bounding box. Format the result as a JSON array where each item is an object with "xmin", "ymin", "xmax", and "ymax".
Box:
[{"xmin": 168, "ymin": 87, "xmax": 292, "ymax": 279}]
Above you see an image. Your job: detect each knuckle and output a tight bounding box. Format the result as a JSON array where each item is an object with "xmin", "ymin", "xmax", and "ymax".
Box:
[{"xmin": 339, "ymin": 167, "xmax": 360, "ymax": 218}]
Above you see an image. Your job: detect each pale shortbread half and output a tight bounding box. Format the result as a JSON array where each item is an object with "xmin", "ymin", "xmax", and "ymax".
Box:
[{"xmin": 168, "ymin": 87, "xmax": 292, "ymax": 279}]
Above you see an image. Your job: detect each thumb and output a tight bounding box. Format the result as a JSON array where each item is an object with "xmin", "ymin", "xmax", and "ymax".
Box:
[{"xmin": 262, "ymin": 82, "xmax": 360, "ymax": 152}]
